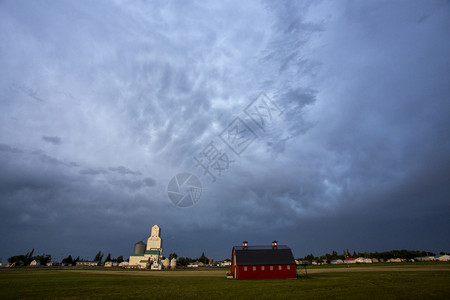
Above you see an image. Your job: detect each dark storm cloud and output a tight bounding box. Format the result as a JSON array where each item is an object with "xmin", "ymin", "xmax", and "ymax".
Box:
[
  {"xmin": 78, "ymin": 168, "xmax": 107, "ymax": 176},
  {"xmin": 0, "ymin": 143, "xmax": 23, "ymax": 153},
  {"xmin": 42, "ymin": 136, "xmax": 61, "ymax": 145},
  {"xmin": 9, "ymin": 84, "xmax": 45, "ymax": 102},
  {"xmin": 143, "ymin": 178, "xmax": 156, "ymax": 187},
  {"xmin": 0, "ymin": 0, "xmax": 449, "ymax": 261},
  {"xmin": 109, "ymin": 166, "xmax": 142, "ymax": 176}
]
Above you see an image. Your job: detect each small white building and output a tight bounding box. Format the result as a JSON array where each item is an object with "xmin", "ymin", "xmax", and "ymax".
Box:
[
  {"xmin": 170, "ymin": 258, "xmax": 177, "ymax": 269},
  {"xmin": 104, "ymin": 261, "xmax": 113, "ymax": 267},
  {"xmin": 330, "ymin": 259, "xmax": 344, "ymax": 265},
  {"xmin": 30, "ymin": 260, "xmax": 40, "ymax": 266},
  {"xmin": 435, "ymin": 254, "xmax": 450, "ymax": 261},
  {"xmin": 220, "ymin": 260, "xmax": 231, "ymax": 267},
  {"xmin": 76, "ymin": 261, "xmax": 100, "ymax": 267},
  {"xmin": 119, "ymin": 261, "xmax": 129, "ymax": 267},
  {"xmin": 344, "ymin": 258, "xmax": 357, "ymax": 264},
  {"xmin": 162, "ymin": 258, "xmax": 170, "ymax": 269},
  {"xmin": 415, "ymin": 256, "xmax": 436, "ymax": 262}
]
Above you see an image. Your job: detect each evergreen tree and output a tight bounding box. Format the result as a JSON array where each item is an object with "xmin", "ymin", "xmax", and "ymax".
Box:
[
  {"xmin": 198, "ymin": 252, "xmax": 208, "ymax": 264},
  {"xmin": 94, "ymin": 251, "xmax": 104, "ymax": 262},
  {"xmin": 62, "ymin": 255, "xmax": 73, "ymax": 265},
  {"xmin": 169, "ymin": 253, "xmax": 178, "ymax": 260}
]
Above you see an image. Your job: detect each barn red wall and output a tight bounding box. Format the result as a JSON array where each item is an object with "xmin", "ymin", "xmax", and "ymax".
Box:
[{"xmin": 235, "ymin": 264, "xmax": 297, "ymax": 280}]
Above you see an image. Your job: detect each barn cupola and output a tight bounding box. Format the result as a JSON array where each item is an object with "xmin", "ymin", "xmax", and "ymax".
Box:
[
  {"xmin": 243, "ymin": 241, "xmax": 248, "ymax": 249},
  {"xmin": 272, "ymin": 240, "xmax": 278, "ymax": 249}
]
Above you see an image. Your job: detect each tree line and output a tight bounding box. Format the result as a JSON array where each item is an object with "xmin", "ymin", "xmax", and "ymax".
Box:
[
  {"xmin": 176, "ymin": 252, "xmax": 212, "ymax": 266},
  {"xmin": 6, "ymin": 249, "xmax": 212, "ymax": 267},
  {"xmin": 299, "ymin": 249, "xmax": 444, "ymax": 263},
  {"xmin": 7, "ymin": 249, "xmax": 52, "ymax": 266},
  {"xmin": 7, "ymin": 249, "xmax": 125, "ymax": 266}
]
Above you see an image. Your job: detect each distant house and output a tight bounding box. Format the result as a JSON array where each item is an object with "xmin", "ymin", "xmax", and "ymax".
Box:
[
  {"xmin": 30, "ymin": 260, "xmax": 40, "ymax": 266},
  {"xmin": 219, "ymin": 260, "xmax": 232, "ymax": 267},
  {"xmin": 76, "ymin": 261, "xmax": 100, "ymax": 267},
  {"xmin": 415, "ymin": 256, "xmax": 436, "ymax": 262},
  {"xmin": 435, "ymin": 254, "xmax": 450, "ymax": 261},
  {"xmin": 355, "ymin": 257, "xmax": 373, "ymax": 264},
  {"xmin": 330, "ymin": 259, "xmax": 344, "ymax": 265},
  {"xmin": 104, "ymin": 261, "xmax": 113, "ymax": 267},
  {"xmin": 388, "ymin": 258, "xmax": 402, "ymax": 263},
  {"xmin": 344, "ymin": 258, "xmax": 357, "ymax": 264},
  {"xmin": 230, "ymin": 241, "xmax": 297, "ymax": 280}
]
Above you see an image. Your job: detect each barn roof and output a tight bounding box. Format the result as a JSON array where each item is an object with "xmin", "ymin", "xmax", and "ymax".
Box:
[{"xmin": 233, "ymin": 245, "xmax": 295, "ymax": 266}]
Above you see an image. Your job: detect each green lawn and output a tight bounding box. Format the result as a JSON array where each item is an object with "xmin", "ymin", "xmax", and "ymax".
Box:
[{"xmin": 0, "ymin": 266, "xmax": 449, "ymax": 299}]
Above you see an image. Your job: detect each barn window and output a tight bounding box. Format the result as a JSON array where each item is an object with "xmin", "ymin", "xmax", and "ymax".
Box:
[
  {"xmin": 287, "ymin": 265, "xmax": 290, "ymax": 270},
  {"xmin": 278, "ymin": 265, "xmax": 282, "ymax": 270},
  {"xmin": 253, "ymin": 266, "xmax": 256, "ymax": 271},
  {"xmin": 244, "ymin": 266, "xmax": 247, "ymax": 271},
  {"xmin": 261, "ymin": 266, "xmax": 265, "ymax": 270},
  {"xmin": 270, "ymin": 266, "xmax": 273, "ymax": 270}
]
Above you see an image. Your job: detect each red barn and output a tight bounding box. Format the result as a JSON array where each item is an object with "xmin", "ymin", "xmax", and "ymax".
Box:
[{"xmin": 230, "ymin": 241, "xmax": 297, "ymax": 280}]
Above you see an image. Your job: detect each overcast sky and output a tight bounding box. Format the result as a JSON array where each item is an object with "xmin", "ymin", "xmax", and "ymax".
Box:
[{"xmin": 1, "ymin": 0, "xmax": 449, "ymax": 262}]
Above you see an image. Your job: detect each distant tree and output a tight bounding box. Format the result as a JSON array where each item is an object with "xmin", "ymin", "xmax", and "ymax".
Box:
[
  {"xmin": 94, "ymin": 251, "xmax": 104, "ymax": 263},
  {"xmin": 7, "ymin": 249, "xmax": 35, "ymax": 266},
  {"xmin": 8, "ymin": 255, "xmax": 26, "ymax": 265},
  {"xmin": 24, "ymin": 248, "xmax": 35, "ymax": 265},
  {"xmin": 62, "ymin": 255, "xmax": 74, "ymax": 265},
  {"xmin": 169, "ymin": 253, "xmax": 178, "ymax": 260},
  {"xmin": 324, "ymin": 253, "xmax": 332, "ymax": 264},
  {"xmin": 105, "ymin": 253, "xmax": 112, "ymax": 262},
  {"xmin": 331, "ymin": 251, "xmax": 338, "ymax": 259},
  {"xmin": 177, "ymin": 257, "xmax": 193, "ymax": 267},
  {"xmin": 74, "ymin": 256, "xmax": 80, "ymax": 264},
  {"xmin": 32, "ymin": 254, "xmax": 52, "ymax": 265},
  {"xmin": 304, "ymin": 253, "xmax": 315, "ymax": 263},
  {"xmin": 116, "ymin": 256, "xmax": 124, "ymax": 263},
  {"xmin": 198, "ymin": 252, "xmax": 208, "ymax": 264}
]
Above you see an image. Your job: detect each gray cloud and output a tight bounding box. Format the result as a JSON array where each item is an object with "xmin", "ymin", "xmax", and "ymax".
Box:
[
  {"xmin": 0, "ymin": 143, "xmax": 23, "ymax": 153},
  {"xmin": 0, "ymin": 0, "xmax": 448, "ymax": 261},
  {"xmin": 143, "ymin": 177, "xmax": 156, "ymax": 187},
  {"xmin": 109, "ymin": 166, "xmax": 142, "ymax": 176},
  {"xmin": 42, "ymin": 136, "xmax": 61, "ymax": 145},
  {"xmin": 79, "ymin": 168, "xmax": 107, "ymax": 176}
]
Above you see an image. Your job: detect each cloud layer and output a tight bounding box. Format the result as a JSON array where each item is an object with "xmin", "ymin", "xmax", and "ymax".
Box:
[{"xmin": 0, "ymin": 0, "xmax": 449, "ymax": 261}]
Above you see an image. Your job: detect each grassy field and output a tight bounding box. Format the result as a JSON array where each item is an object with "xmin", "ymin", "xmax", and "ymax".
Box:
[{"xmin": 0, "ymin": 263, "xmax": 449, "ymax": 299}]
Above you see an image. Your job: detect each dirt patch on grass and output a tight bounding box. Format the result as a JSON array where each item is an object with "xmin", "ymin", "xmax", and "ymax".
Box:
[{"xmin": 61, "ymin": 269, "xmax": 227, "ymax": 277}]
